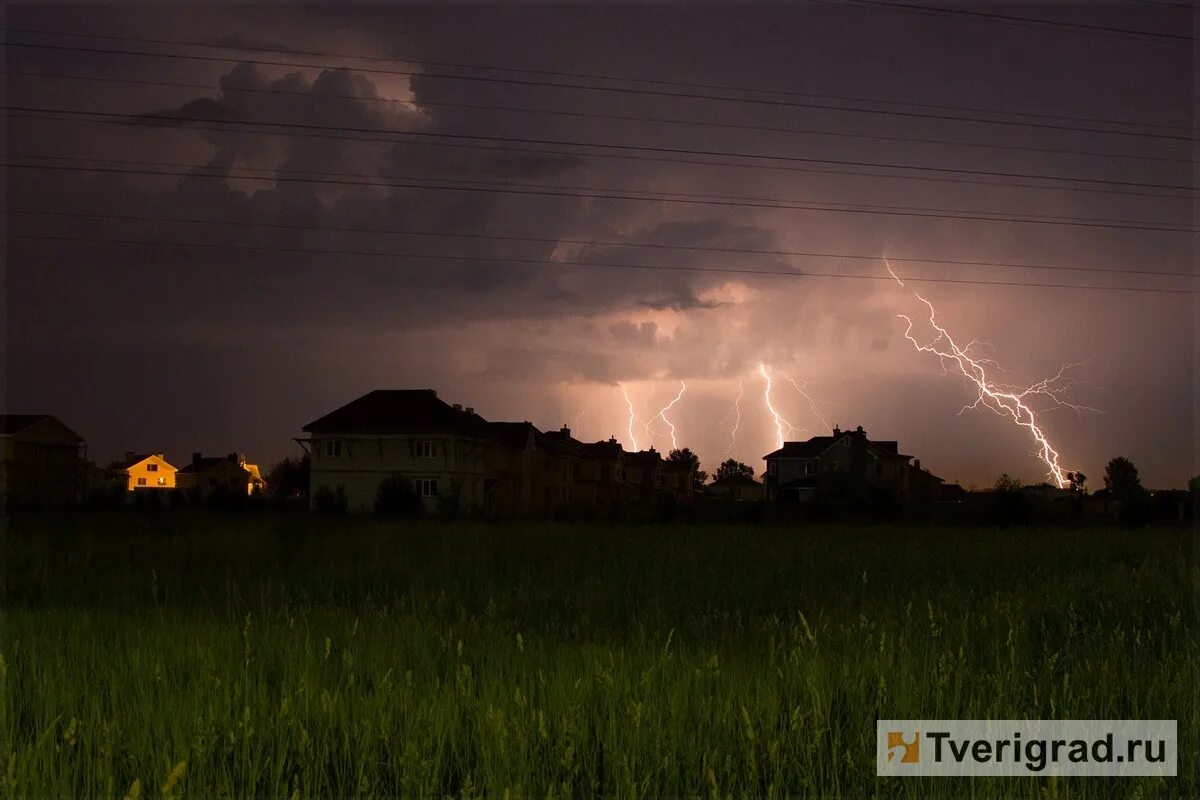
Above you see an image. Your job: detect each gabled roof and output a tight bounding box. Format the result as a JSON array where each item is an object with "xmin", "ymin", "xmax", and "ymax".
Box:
[
  {"xmin": 114, "ymin": 453, "xmax": 174, "ymax": 470},
  {"xmin": 0, "ymin": 414, "xmax": 83, "ymax": 441},
  {"xmin": 580, "ymin": 438, "xmax": 624, "ymax": 460},
  {"xmin": 488, "ymin": 421, "xmax": 537, "ymax": 451},
  {"xmin": 762, "ymin": 427, "xmax": 911, "ymax": 461},
  {"xmin": 625, "ymin": 450, "xmax": 664, "ymax": 467},
  {"xmin": 302, "ymin": 390, "xmax": 490, "ymax": 436}
]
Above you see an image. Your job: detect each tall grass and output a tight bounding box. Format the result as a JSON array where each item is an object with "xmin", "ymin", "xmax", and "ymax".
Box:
[{"xmin": 2, "ymin": 512, "xmax": 1195, "ymax": 797}]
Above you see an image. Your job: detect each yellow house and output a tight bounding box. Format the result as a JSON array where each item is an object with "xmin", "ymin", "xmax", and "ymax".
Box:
[
  {"xmin": 115, "ymin": 452, "xmax": 177, "ymax": 490},
  {"xmin": 176, "ymin": 452, "xmax": 266, "ymax": 497}
]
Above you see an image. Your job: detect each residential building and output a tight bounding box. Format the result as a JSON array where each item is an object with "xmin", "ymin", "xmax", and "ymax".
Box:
[
  {"xmin": 301, "ymin": 389, "xmax": 493, "ymax": 513},
  {"xmin": 623, "ymin": 449, "xmax": 665, "ymax": 501},
  {"xmin": 176, "ymin": 452, "xmax": 266, "ymax": 497},
  {"xmin": 0, "ymin": 414, "xmax": 86, "ymax": 506},
  {"xmin": 763, "ymin": 425, "xmax": 929, "ymax": 506},
  {"xmin": 114, "ymin": 452, "xmax": 178, "ymax": 491}
]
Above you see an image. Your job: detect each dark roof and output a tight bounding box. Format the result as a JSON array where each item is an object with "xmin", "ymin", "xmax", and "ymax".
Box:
[
  {"xmin": 762, "ymin": 428, "xmax": 910, "ymax": 461},
  {"xmin": 536, "ymin": 429, "xmax": 590, "ymax": 458},
  {"xmin": 488, "ymin": 421, "xmax": 537, "ymax": 451},
  {"xmin": 580, "ymin": 439, "xmax": 624, "ymax": 460},
  {"xmin": 302, "ymin": 390, "xmax": 490, "ymax": 436},
  {"xmin": 625, "ymin": 450, "xmax": 664, "ymax": 467},
  {"xmin": 0, "ymin": 414, "xmax": 83, "ymax": 441},
  {"xmin": 710, "ymin": 474, "xmax": 762, "ymax": 488},
  {"xmin": 177, "ymin": 455, "xmax": 247, "ymax": 475}
]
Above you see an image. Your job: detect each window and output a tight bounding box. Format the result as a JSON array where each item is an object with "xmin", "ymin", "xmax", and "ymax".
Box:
[
  {"xmin": 418, "ymin": 440, "xmax": 438, "ymax": 459},
  {"xmin": 325, "ymin": 440, "xmax": 342, "ymax": 458},
  {"xmin": 156, "ymin": 477, "xmax": 166, "ymax": 486},
  {"xmin": 417, "ymin": 478, "xmax": 438, "ymax": 497},
  {"xmin": 767, "ymin": 461, "xmax": 778, "ymax": 476},
  {"xmin": 136, "ymin": 477, "xmax": 147, "ymax": 486},
  {"xmin": 805, "ymin": 460, "xmax": 818, "ymax": 476},
  {"xmin": 146, "ymin": 463, "xmax": 158, "ymax": 472}
]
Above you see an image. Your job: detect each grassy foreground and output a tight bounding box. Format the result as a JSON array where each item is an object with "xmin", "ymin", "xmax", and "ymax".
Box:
[{"xmin": 2, "ymin": 512, "xmax": 1195, "ymax": 798}]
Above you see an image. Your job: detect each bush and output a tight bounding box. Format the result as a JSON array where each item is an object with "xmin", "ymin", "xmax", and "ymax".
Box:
[{"xmin": 313, "ymin": 485, "xmax": 349, "ymax": 515}]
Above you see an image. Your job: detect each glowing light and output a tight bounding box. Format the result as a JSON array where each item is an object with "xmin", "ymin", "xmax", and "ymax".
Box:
[
  {"xmin": 758, "ymin": 363, "xmax": 804, "ymax": 449},
  {"xmin": 719, "ymin": 381, "xmax": 745, "ymax": 457},
  {"xmin": 888, "ymin": 261, "xmax": 1093, "ymax": 487},
  {"xmin": 646, "ymin": 380, "xmax": 687, "ymax": 450},
  {"xmin": 620, "ymin": 384, "xmax": 639, "ymax": 450}
]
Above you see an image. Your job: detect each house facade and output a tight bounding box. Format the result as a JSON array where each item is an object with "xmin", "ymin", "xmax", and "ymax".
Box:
[
  {"xmin": 706, "ymin": 474, "xmax": 764, "ymax": 502},
  {"xmin": 763, "ymin": 426, "xmax": 926, "ymax": 506},
  {"xmin": 0, "ymin": 414, "xmax": 86, "ymax": 506},
  {"xmin": 115, "ymin": 452, "xmax": 178, "ymax": 491},
  {"xmin": 176, "ymin": 452, "xmax": 266, "ymax": 497},
  {"xmin": 301, "ymin": 390, "xmax": 494, "ymax": 513}
]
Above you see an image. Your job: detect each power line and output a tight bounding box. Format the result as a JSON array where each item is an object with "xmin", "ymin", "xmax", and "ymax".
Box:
[
  {"xmin": 8, "ymin": 68, "xmax": 1188, "ymax": 166},
  {"xmin": 9, "ymin": 105, "xmax": 1194, "ymax": 197},
  {"xmin": 5, "ymin": 39, "xmax": 1194, "ymax": 144},
  {"xmin": 5, "ymin": 25, "xmax": 1192, "ymax": 134},
  {"xmin": 843, "ymin": 0, "xmax": 1194, "ymax": 44},
  {"xmin": 12, "ymin": 152, "xmax": 1186, "ymax": 230},
  {"xmin": 7, "ymin": 160, "xmax": 1192, "ymax": 233},
  {"xmin": 16, "ymin": 109, "xmax": 1189, "ymax": 202},
  {"xmin": 12, "ymin": 208, "xmax": 1192, "ymax": 279},
  {"xmin": 11, "ymin": 232, "xmax": 1195, "ymax": 294}
]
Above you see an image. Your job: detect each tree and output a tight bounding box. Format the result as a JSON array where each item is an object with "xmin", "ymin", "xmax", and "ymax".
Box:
[
  {"xmin": 1065, "ymin": 471, "xmax": 1087, "ymax": 493},
  {"xmin": 993, "ymin": 473, "xmax": 1022, "ymax": 493},
  {"xmin": 266, "ymin": 454, "xmax": 310, "ymax": 498},
  {"xmin": 714, "ymin": 459, "xmax": 755, "ymax": 482},
  {"xmin": 667, "ymin": 448, "xmax": 707, "ymax": 489},
  {"xmin": 1103, "ymin": 457, "xmax": 1143, "ymax": 500}
]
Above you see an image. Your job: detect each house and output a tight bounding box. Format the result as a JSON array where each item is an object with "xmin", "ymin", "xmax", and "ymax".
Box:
[
  {"xmin": 0, "ymin": 414, "xmax": 86, "ymax": 506},
  {"xmin": 762, "ymin": 425, "xmax": 924, "ymax": 507},
  {"xmin": 176, "ymin": 452, "xmax": 266, "ymax": 498},
  {"xmin": 706, "ymin": 474, "xmax": 764, "ymax": 502},
  {"xmin": 623, "ymin": 449, "xmax": 665, "ymax": 501},
  {"xmin": 575, "ymin": 437, "xmax": 628, "ymax": 510},
  {"xmin": 300, "ymin": 389, "xmax": 493, "ymax": 513},
  {"xmin": 660, "ymin": 459, "xmax": 697, "ymax": 503},
  {"xmin": 114, "ymin": 452, "xmax": 177, "ymax": 491}
]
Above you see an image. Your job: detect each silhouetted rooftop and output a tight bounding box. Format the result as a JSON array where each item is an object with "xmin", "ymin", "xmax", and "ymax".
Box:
[{"xmin": 303, "ymin": 390, "xmax": 490, "ymax": 436}]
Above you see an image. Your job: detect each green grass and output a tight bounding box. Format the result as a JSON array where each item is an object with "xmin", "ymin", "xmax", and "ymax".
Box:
[{"xmin": 2, "ymin": 512, "xmax": 1195, "ymax": 798}]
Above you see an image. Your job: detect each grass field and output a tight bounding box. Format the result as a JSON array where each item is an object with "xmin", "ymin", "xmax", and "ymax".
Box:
[{"xmin": 2, "ymin": 512, "xmax": 1195, "ymax": 798}]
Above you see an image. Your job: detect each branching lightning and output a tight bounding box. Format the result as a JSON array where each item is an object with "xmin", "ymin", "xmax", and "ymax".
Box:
[
  {"xmin": 887, "ymin": 261, "xmax": 1093, "ymax": 487},
  {"xmin": 646, "ymin": 380, "xmax": 687, "ymax": 450},
  {"xmin": 620, "ymin": 384, "xmax": 639, "ymax": 451},
  {"xmin": 718, "ymin": 381, "xmax": 745, "ymax": 457},
  {"xmin": 758, "ymin": 363, "xmax": 805, "ymax": 449},
  {"xmin": 781, "ymin": 375, "xmax": 831, "ymax": 431}
]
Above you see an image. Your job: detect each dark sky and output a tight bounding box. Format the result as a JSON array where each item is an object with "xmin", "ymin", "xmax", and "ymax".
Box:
[{"xmin": 5, "ymin": 2, "xmax": 1195, "ymax": 488}]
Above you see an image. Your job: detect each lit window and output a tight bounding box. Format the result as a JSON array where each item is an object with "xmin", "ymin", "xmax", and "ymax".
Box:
[
  {"xmin": 157, "ymin": 477, "xmax": 166, "ymax": 486},
  {"xmin": 325, "ymin": 440, "xmax": 342, "ymax": 458},
  {"xmin": 419, "ymin": 440, "xmax": 438, "ymax": 459},
  {"xmin": 147, "ymin": 463, "xmax": 158, "ymax": 473},
  {"xmin": 136, "ymin": 477, "xmax": 147, "ymax": 486},
  {"xmin": 418, "ymin": 478, "xmax": 438, "ymax": 497}
]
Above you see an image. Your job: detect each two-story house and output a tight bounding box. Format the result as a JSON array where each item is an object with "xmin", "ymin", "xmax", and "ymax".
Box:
[
  {"xmin": 114, "ymin": 452, "xmax": 178, "ymax": 491},
  {"xmin": 176, "ymin": 452, "xmax": 266, "ymax": 498},
  {"xmin": 301, "ymin": 389, "xmax": 493, "ymax": 513},
  {"xmin": 0, "ymin": 414, "xmax": 86, "ymax": 506},
  {"xmin": 762, "ymin": 426, "xmax": 918, "ymax": 505}
]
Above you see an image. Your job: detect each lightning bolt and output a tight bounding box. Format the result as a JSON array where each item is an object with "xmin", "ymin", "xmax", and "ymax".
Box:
[
  {"xmin": 781, "ymin": 374, "xmax": 831, "ymax": 431},
  {"xmin": 887, "ymin": 261, "xmax": 1092, "ymax": 487},
  {"xmin": 758, "ymin": 363, "xmax": 804, "ymax": 449},
  {"xmin": 620, "ymin": 384, "xmax": 639, "ymax": 451},
  {"xmin": 719, "ymin": 381, "xmax": 745, "ymax": 457},
  {"xmin": 646, "ymin": 380, "xmax": 687, "ymax": 450}
]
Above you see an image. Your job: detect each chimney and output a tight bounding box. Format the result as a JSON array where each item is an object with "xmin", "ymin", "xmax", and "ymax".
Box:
[
  {"xmin": 452, "ymin": 403, "xmax": 462, "ymax": 411},
  {"xmin": 226, "ymin": 452, "xmax": 238, "ymax": 463},
  {"xmin": 465, "ymin": 407, "xmax": 474, "ymax": 415},
  {"xmin": 914, "ymin": 459, "xmax": 921, "ymax": 471},
  {"xmin": 192, "ymin": 452, "xmax": 202, "ymax": 465},
  {"xmin": 125, "ymin": 450, "xmax": 135, "ymax": 463},
  {"xmin": 832, "ymin": 425, "xmax": 841, "ymax": 436},
  {"xmin": 560, "ymin": 425, "xmax": 571, "ymax": 436},
  {"xmin": 155, "ymin": 453, "xmax": 164, "ymax": 459}
]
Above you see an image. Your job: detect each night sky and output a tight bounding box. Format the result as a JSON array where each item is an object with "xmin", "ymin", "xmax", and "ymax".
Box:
[{"xmin": 5, "ymin": 2, "xmax": 1195, "ymax": 488}]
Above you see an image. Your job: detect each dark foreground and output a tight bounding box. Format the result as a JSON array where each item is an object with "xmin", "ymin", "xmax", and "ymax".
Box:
[{"xmin": 2, "ymin": 512, "xmax": 1195, "ymax": 797}]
